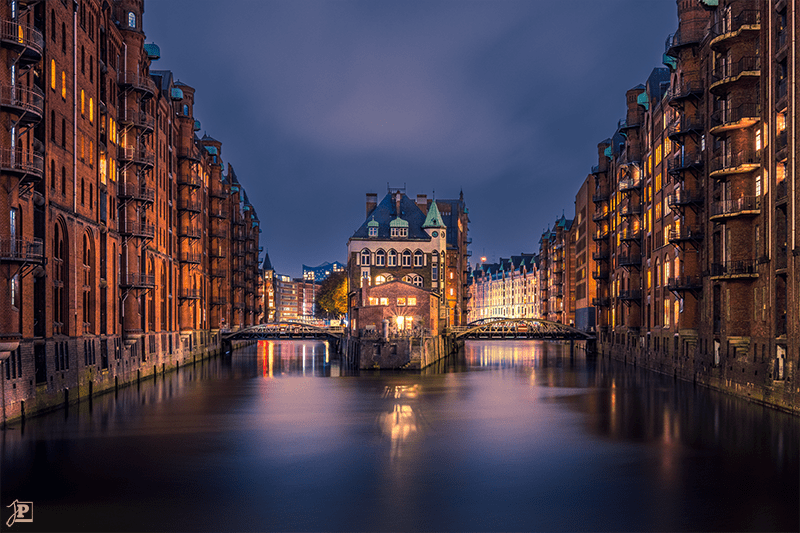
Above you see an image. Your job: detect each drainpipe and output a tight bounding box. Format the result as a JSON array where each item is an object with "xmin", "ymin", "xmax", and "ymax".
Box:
[
  {"xmin": 792, "ymin": 0, "xmax": 796, "ymax": 252},
  {"xmin": 73, "ymin": 0, "xmax": 78, "ymax": 331}
]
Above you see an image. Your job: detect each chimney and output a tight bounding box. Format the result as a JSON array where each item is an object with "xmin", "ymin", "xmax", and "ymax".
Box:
[
  {"xmin": 395, "ymin": 192, "xmax": 402, "ymax": 217},
  {"xmin": 366, "ymin": 193, "xmax": 377, "ymax": 217},
  {"xmin": 416, "ymin": 194, "xmax": 428, "ymax": 215}
]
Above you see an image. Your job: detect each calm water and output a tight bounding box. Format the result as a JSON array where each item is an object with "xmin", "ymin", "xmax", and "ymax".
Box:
[{"xmin": 2, "ymin": 341, "xmax": 798, "ymax": 532}]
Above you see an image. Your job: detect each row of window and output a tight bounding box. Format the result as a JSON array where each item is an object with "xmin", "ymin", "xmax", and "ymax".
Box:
[
  {"xmin": 359, "ymin": 249, "xmax": 440, "ymax": 267},
  {"xmin": 367, "ymin": 297, "xmax": 418, "ymax": 307}
]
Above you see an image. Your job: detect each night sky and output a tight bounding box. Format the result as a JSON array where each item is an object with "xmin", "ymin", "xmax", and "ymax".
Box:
[{"xmin": 144, "ymin": 1, "xmax": 678, "ymax": 278}]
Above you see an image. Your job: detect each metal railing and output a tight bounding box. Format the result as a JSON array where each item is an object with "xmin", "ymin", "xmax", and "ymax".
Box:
[
  {"xmin": 119, "ymin": 220, "xmax": 155, "ymax": 239},
  {"xmin": 709, "ymin": 9, "xmax": 760, "ymax": 40},
  {"xmin": 618, "ymin": 253, "xmax": 642, "ymax": 267},
  {"xmin": 666, "ymin": 78, "xmax": 704, "ymax": 102},
  {"xmin": 0, "ymin": 83, "xmax": 44, "ymax": 120},
  {"xmin": 0, "ymin": 20, "xmax": 44, "ymax": 58},
  {"xmin": 711, "ymin": 56, "xmax": 761, "ymax": 84},
  {"xmin": 665, "ymin": 27, "xmax": 703, "ymax": 53},
  {"xmin": 710, "ymin": 260, "xmax": 757, "ymax": 277},
  {"xmin": 667, "ymin": 190, "xmax": 703, "ymax": 207},
  {"xmin": 117, "ymin": 182, "xmax": 155, "ymax": 203},
  {"xmin": 180, "ymin": 252, "xmax": 201, "ymax": 264},
  {"xmin": 667, "ymin": 276, "xmax": 702, "ymax": 291},
  {"xmin": 710, "ymin": 102, "xmax": 759, "ymax": 129},
  {"xmin": 0, "ymin": 147, "xmax": 43, "ymax": 177},
  {"xmin": 0, "ymin": 236, "xmax": 44, "ymax": 262},
  {"xmin": 709, "ymin": 149, "xmax": 760, "ymax": 175},
  {"xmin": 117, "ymin": 70, "xmax": 157, "ymax": 95},
  {"xmin": 121, "ymin": 273, "xmax": 155, "ymax": 288},
  {"xmin": 668, "ymin": 226, "xmax": 704, "ymax": 242},
  {"xmin": 179, "ymin": 289, "xmax": 201, "ymax": 300},
  {"xmin": 178, "ymin": 199, "xmax": 202, "ymax": 213},
  {"xmin": 618, "ymin": 290, "xmax": 642, "ymax": 301},
  {"xmin": 710, "ymin": 196, "xmax": 760, "ymax": 218}
]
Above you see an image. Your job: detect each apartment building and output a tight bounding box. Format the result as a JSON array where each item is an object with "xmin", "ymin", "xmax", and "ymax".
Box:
[{"xmin": 0, "ymin": 0, "xmax": 261, "ymax": 423}]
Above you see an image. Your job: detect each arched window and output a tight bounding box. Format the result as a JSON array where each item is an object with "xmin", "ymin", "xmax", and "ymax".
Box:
[
  {"xmin": 82, "ymin": 232, "xmax": 95, "ymax": 333},
  {"xmin": 401, "ymin": 250, "xmax": 412, "ymax": 267},
  {"xmin": 53, "ymin": 222, "xmax": 68, "ymax": 335},
  {"xmin": 403, "ymin": 274, "xmax": 423, "ymax": 287},
  {"xmin": 413, "ymin": 250, "xmax": 423, "ymax": 267},
  {"xmin": 387, "ymin": 249, "xmax": 397, "ymax": 267},
  {"xmin": 360, "ymin": 249, "xmax": 371, "ymax": 266},
  {"xmin": 432, "ymin": 250, "xmax": 439, "ymax": 263},
  {"xmin": 375, "ymin": 274, "xmax": 393, "ymax": 285},
  {"xmin": 360, "ymin": 270, "xmax": 370, "ymax": 288},
  {"xmin": 663, "ymin": 254, "xmax": 670, "ymax": 286},
  {"xmin": 375, "ymin": 249, "xmax": 385, "ymax": 267},
  {"xmin": 128, "ymin": 11, "xmax": 136, "ymax": 28},
  {"xmin": 655, "ymin": 258, "xmax": 660, "ymax": 287},
  {"xmin": 183, "ymin": 104, "xmax": 189, "ymax": 116}
]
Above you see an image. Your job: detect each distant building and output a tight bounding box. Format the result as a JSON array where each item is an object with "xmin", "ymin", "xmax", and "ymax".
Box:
[
  {"xmin": 302, "ymin": 261, "xmax": 345, "ymax": 282},
  {"xmin": 469, "ymin": 254, "xmax": 539, "ymax": 320}
]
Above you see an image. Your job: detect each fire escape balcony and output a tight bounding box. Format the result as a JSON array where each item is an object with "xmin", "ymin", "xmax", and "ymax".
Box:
[
  {"xmin": 177, "ymin": 145, "xmax": 200, "ymax": 162},
  {"xmin": 117, "ymin": 182, "xmax": 155, "ymax": 205},
  {"xmin": 619, "ymin": 203, "xmax": 641, "ymax": 218},
  {"xmin": 119, "ymin": 220, "xmax": 155, "ymax": 240},
  {"xmin": 0, "ymin": 147, "xmax": 43, "ymax": 183},
  {"xmin": 710, "ymin": 56, "xmax": 760, "ymax": 95},
  {"xmin": 118, "ymin": 145, "xmax": 154, "ymax": 168},
  {"xmin": 209, "ymin": 188, "xmax": 227, "ymax": 199},
  {"xmin": 709, "ymin": 149, "xmax": 760, "ymax": 179},
  {"xmin": 618, "ymin": 290, "xmax": 642, "ymax": 302},
  {"xmin": 211, "ymin": 268, "xmax": 226, "ymax": 278},
  {"xmin": 591, "ymin": 164, "xmax": 605, "ymax": 176},
  {"xmin": 668, "ymin": 226, "xmax": 704, "ymax": 245},
  {"xmin": 180, "ymin": 252, "xmax": 201, "ymax": 265},
  {"xmin": 709, "ymin": 10, "xmax": 761, "ymax": 51},
  {"xmin": 709, "ymin": 103, "xmax": 759, "ymax": 135},
  {"xmin": 592, "ymin": 250, "xmax": 609, "ymax": 262},
  {"xmin": 210, "ymin": 207, "xmax": 226, "ymax": 218},
  {"xmin": 0, "ymin": 83, "xmax": 43, "ymax": 124},
  {"xmin": 667, "ymin": 276, "xmax": 703, "ymax": 293},
  {"xmin": 232, "ymin": 217, "xmax": 245, "ymax": 226},
  {"xmin": 710, "ymin": 260, "xmax": 758, "ymax": 280},
  {"xmin": 667, "ymin": 190, "xmax": 703, "ymax": 210},
  {"xmin": 664, "ymin": 27, "xmax": 703, "ymax": 56},
  {"xmin": 593, "ymin": 229, "xmax": 610, "ymax": 242},
  {"xmin": 618, "ymin": 253, "xmax": 642, "ymax": 268},
  {"xmin": 121, "ymin": 273, "xmax": 155, "ymax": 289},
  {"xmin": 178, "ymin": 225, "xmax": 201, "ymax": 239},
  {"xmin": 178, "ymin": 198, "xmax": 202, "ymax": 213},
  {"xmin": 120, "ymin": 111, "xmax": 154, "ymax": 134},
  {"xmin": 618, "ymin": 117, "xmax": 642, "ymax": 132},
  {"xmin": 210, "ymin": 248, "xmax": 226, "ymax": 259},
  {"xmin": 592, "ymin": 297, "xmax": 610, "ymax": 307},
  {"xmin": 117, "ymin": 70, "xmax": 157, "ymax": 98},
  {"xmin": 177, "ymin": 173, "xmax": 202, "ymax": 189},
  {"xmin": 619, "ymin": 229, "xmax": 642, "ymax": 242},
  {"xmin": 618, "ymin": 177, "xmax": 642, "ymax": 193},
  {"xmin": 0, "ymin": 20, "xmax": 43, "ymax": 65},
  {"xmin": 211, "ymin": 296, "xmax": 227, "ymax": 306},
  {"xmin": 592, "ymin": 209, "xmax": 609, "ymax": 222},
  {"xmin": 592, "ymin": 189, "xmax": 610, "ymax": 203},
  {"xmin": 233, "ymin": 276, "xmax": 246, "ymax": 289},
  {"xmin": 209, "ymin": 227, "xmax": 226, "ymax": 239},
  {"xmin": 667, "ymin": 78, "xmax": 704, "ymax": 105},
  {"xmin": 709, "ymin": 196, "xmax": 761, "ymax": 221},
  {"xmin": 179, "ymin": 289, "xmax": 200, "ymax": 300},
  {"xmin": 667, "ymin": 114, "xmax": 703, "ymax": 142},
  {"xmin": 0, "ymin": 235, "xmax": 44, "ymax": 263},
  {"xmin": 592, "ymin": 269, "xmax": 610, "ymax": 280},
  {"xmin": 667, "ymin": 151, "xmax": 703, "ymax": 177}
]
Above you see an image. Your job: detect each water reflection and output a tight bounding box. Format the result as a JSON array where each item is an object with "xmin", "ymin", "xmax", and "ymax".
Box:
[{"xmin": 0, "ymin": 340, "xmax": 796, "ymax": 532}]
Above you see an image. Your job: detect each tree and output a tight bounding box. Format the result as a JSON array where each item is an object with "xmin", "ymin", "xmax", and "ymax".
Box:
[{"xmin": 315, "ymin": 270, "xmax": 347, "ymax": 319}]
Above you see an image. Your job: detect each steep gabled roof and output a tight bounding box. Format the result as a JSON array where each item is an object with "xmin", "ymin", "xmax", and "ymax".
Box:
[
  {"xmin": 351, "ymin": 193, "xmax": 430, "ymax": 241},
  {"xmin": 422, "ymin": 200, "xmax": 446, "ymax": 229}
]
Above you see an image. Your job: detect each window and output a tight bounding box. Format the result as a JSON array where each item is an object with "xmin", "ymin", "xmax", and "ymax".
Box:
[
  {"xmin": 81, "ymin": 89, "xmax": 85, "ymax": 115},
  {"xmin": 407, "ymin": 297, "xmax": 417, "ymax": 306},
  {"xmin": 391, "ymin": 227, "xmax": 408, "ymax": 238},
  {"xmin": 128, "ymin": 11, "xmax": 136, "ymax": 28},
  {"xmin": 397, "ymin": 297, "xmax": 406, "ymax": 306},
  {"xmin": 413, "ymin": 250, "xmax": 423, "ymax": 267},
  {"xmin": 432, "ymin": 265, "xmax": 438, "ymax": 281},
  {"xmin": 403, "ymin": 274, "xmax": 423, "ymax": 287},
  {"xmin": 402, "ymin": 250, "xmax": 412, "ymax": 267},
  {"xmin": 61, "ymin": 71, "xmax": 66, "ymax": 99},
  {"xmin": 360, "ymin": 249, "xmax": 370, "ymax": 266},
  {"xmin": 379, "ymin": 297, "xmax": 388, "ymax": 306},
  {"xmin": 368, "ymin": 297, "xmax": 378, "ymax": 306},
  {"xmin": 432, "ymin": 250, "xmax": 439, "ymax": 263},
  {"xmin": 375, "ymin": 249, "xmax": 385, "ymax": 266},
  {"xmin": 50, "ymin": 59, "xmax": 56, "ymax": 89},
  {"xmin": 368, "ymin": 226, "xmax": 377, "ymax": 237},
  {"xmin": 387, "ymin": 250, "xmax": 397, "ymax": 267}
]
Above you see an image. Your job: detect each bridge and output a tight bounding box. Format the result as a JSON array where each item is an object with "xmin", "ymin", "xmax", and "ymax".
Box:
[
  {"xmin": 450, "ymin": 318, "xmax": 595, "ymax": 341},
  {"xmin": 222, "ymin": 322, "xmax": 345, "ymax": 342}
]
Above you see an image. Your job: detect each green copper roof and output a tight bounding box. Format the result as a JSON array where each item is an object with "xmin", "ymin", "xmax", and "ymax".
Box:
[
  {"xmin": 367, "ymin": 217, "xmax": 379, "ymax": 227},
  {"xmin": 193, "ymin": 119, "xmax": 201, "ymax": 131},
  {"xmin": 204, "ymin": 146, "xmax": 218, "ymax": 155},
  {"xmin": 422, "ymin": 200, "xmax": 446, "ymax": 229},
  {"xmin": 636, "ymin": 91, "xmax": 650, "ymax": 110},
  {"xmin": 603, "ymin": 145, "xmax": 613, "ymax": 158},
  {"xmin": 389, "ymin": 217, "xmax": 408, "ymax": 228},
  {"xmin": 144, "ymin": 43, "xmax": 160, "ymax": 60},
  {"xmin": 662, "ymin": 53, "xmax": 678, "ymax": 71},
  {"xmin": 170, "ymin": 87, "xmax": 183, "ymax": 100}
]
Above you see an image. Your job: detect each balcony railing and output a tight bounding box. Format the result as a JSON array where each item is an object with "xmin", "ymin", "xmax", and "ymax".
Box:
[
  {"xmin": 117, "ymin": 182, "xmax": 155, "ymax": 203},
  {"xmin": 619, "ymin": 229, "xmax": 642, "ymax": 242},
  {"xmin": 665, "ymin": 27, "xmax": 703, "ymax": 54},
  {"xmin": 117, "ymin": 70, "xmax": 157, "ymax": 97},
  {"xmin": 178, "ymin": 226, "xmax": 201, "ymax": 239},
  {"xmin": 211, "ymin": 268, "xmax": 226, "ymax": 278},
  {"xmin": 211, "ymin": 297, "xmax": 227, "ymax": 306},
  {"xmin": 592, "ymin": 209, "xmax": 609, "ymax": 222},
  {"xmin": 118, "ymin": 146, "xmax": 154, "ymax": 167},
  {"xmin": 618, "ymin": 253, "xmax": 642, "ymax": 267},
  {"xmin": 668, "ymin": 226, "xmax": 704, "ymax": 243},
  {"xmin": 592, "ymin": 297, "xmax": 610, "ymax": 307},
  {"xmin": 178, "ymin": 199, "xmax": 202, "ymax": 213},
  {"xmin": 593, "ymin": 230, "xmax": 610, "ymax": 241},
  {"xmin": 667, "ymin": 151, "xmax": 703, "ymax": 175},
  {"xmin": 0, "ymin": 20, "xmax": 44, "ymax": 62},
  {"xmin": 177, "ymin": 174, "xmax": 202, "ymax": 188},
  {"xmin": 667, "ymin": 114, "xmax": 703, "ymax": 140},
  {"xmin": 709, "ymin": 149, "xmax": 760, "ymax": 177},
  {"xmin": 180, "ymin": 252, "xmax": 201, "ymax": 264},
  {"xmin": 710, "ymin": 260, "xmax": 758, "ymax": 279},
  {"xmin": 619, "ymin": 203, "xmax": 642, "ymax": 217},
  {"xmin": 177, "ymin": 146, "xmax": 200, "ymax": 161},
  {"xmin": 121, "ymin": 273, "xmax": 155, "ymax": 288},
  {"xmin": 119, "ymin": 220, "xmax": 155, "ymax": 239},
  {"xmin": 710, "ymin": 56, "xmax": 761, "ymax": 92},
  {"xmin": 667, "ymin": 276, "xmax": 703, "ymax": 292},
  {"xmin": 592, "ymin": 269, "xmax": 610, "ymax": 280},
  {"xmin": 618, "ymin": 290, "xmax": 642, "ymax": 301},
  {"xmin": 592, "ymin": 190, "xmax": 610, "ymax": 203},
  {"xmin": 0, "ymin": 147, "xmax": 43, "ymax": 178},
  {"xmin": 667, "ymin": 190, "xmax": 703, "ymax": 208},
  {"xmin": 0, "ymin": 83, "xmax": 44, "ymax": 123},
  {"xmin": 709, "ymin": 102, "xmax": 759, "ymax": 133},
  {"xmin": 709, "ymin": 196, "xmax": 761, "ymax": 219},
  {"xmin": 618, "ymin": 177, "xmax": 641, "ymax": 192},
  {"xmin": 0, "ymin": 236, "xmax": 44, "ymax": 263},
  {"xmin": 592, "ymin": 250, "xmax": 609, "ymax": 261},
  {"xmin": 709, "ymin": 9, "xmax": 761, "ymax": 45},
  {"xmin": 666, "ymin": 77, "xmax": 703, "ymax": 103}
]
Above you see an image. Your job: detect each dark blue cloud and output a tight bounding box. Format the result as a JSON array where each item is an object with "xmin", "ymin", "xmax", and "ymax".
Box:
[{"xmin": 145, "ymin": 0, "xmax": 677, "ymax": 275}]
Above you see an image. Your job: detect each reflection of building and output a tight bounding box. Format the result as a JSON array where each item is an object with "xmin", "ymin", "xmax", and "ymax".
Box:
[
  {"xmin": 262, "ymin": 253, "xmax": 277, "ymax": 322},
  {"xmin": 302, "ymin": 262, "xmax": 344, "ymax": 282},
  {"xmin": 347, "ymin": 189, "xmax": 453, "ymax": 335}
]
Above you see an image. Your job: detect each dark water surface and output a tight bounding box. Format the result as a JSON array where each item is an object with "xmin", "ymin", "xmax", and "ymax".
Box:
[{"xmin": 2, "ymin": 341, "xmax": 798, "ymax": 532}]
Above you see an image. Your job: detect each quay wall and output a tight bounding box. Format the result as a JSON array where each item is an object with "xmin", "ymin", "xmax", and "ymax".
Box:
[
  {"xmin": 0, "ymin": 331, "xmax": 259, "ymax": 425},
  {"xmin": 343, "ymin": 334, "xmax": 460, "ymax": 370},
  {"xmin": 599, "ymin": 339, "xmax": 798, "ymax": 415}
]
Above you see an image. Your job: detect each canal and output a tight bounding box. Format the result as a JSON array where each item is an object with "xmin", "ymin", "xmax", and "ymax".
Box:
[{"xmin": 2, "ymin": 340, "xmax": 798, "ymax": 532}]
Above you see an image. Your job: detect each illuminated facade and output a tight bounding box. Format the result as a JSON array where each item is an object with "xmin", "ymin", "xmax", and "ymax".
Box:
[{"xmin": 468, "ymin": 254, "xmax": 539, "ymax": 320}]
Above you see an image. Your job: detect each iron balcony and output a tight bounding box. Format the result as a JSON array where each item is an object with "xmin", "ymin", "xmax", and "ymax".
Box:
[
  {"xmin": 0, "ymin": 236, "xmax": 44, "ymax": 263},
  {"xmin": 709, "ymin": 196, "xmax": 761, "ymax": 220},
  {"xmin": 710, "ymin": 260, "xmax": 758, "ymax": 280},
  {"xmin": 709, "ymin": 150, "xmax": 761, "ymax": 178},
  {"xmin": 0, "ymin": 19, "xmax": 43, "ymax": 64},
  {"xmin": 709, "ymin": 103, "xmax": 759, "ymax": 135},
  {"xmin": 0, "ymin": 83, "xmax": 44, "ymax": 124}
]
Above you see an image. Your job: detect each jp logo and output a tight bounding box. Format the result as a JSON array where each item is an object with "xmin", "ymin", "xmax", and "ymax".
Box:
[{"xmin": 5, "ymin": 500, "xmax": 33, "ymax": 527}]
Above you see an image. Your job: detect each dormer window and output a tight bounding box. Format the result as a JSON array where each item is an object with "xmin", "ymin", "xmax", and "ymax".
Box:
[
  {"xmin": 391, "ymin": 227, "xmax": 408, "ymax": 238},
  {"xmin": 368, "ymin": 226, "xmax": 377, "ymax": 237},
  {"xmin": 128, "ymin": 12, "xmax": 136, "ymax": 28}
]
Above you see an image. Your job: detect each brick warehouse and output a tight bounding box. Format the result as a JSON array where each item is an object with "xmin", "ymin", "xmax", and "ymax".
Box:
[{"xmin": 0, "ymin": 0, "xmax": 262, "ymax": 424}]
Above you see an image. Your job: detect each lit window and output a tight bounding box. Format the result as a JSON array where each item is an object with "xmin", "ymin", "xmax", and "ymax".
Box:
[
  {"xmin": 89, "ymin": 97, "xmax": 93, "ymax": 122},
  {"xmin": 51, "ymin": 59, "xmax": 56, "ymax": 89},
  {"xmin": 379, "ymin": 297, "xmax": 388, "ymax": 306},
  {"xmin": 81, "ymin": 89, "xmax": 85, "ymax": 115},
  {"xmin": 368, "ymin": 297, "xmax": 378, "ymax": 306},
  {"xmin": 128, "ymin": 12, "xmax": 136, "ymax": 28},
  {"xmin": 432, "ymin": 265, "xmax": 438, "ymax": 281},
  {"xmin": 397, "ymin": 297, "xmax": 406, "ymax": 306},
  {"xmin": 407, "ymin": 297, "xmax": 417, "ymax": 306},
  {"xmin": 61, "ymin": 71, "xmax": 66, "ymax": 99}
]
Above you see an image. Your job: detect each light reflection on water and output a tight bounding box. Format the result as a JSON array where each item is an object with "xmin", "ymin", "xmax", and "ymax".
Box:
[{"xmin": 1, "ymin": 340, "xmax": 797, "ymax": 532}]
